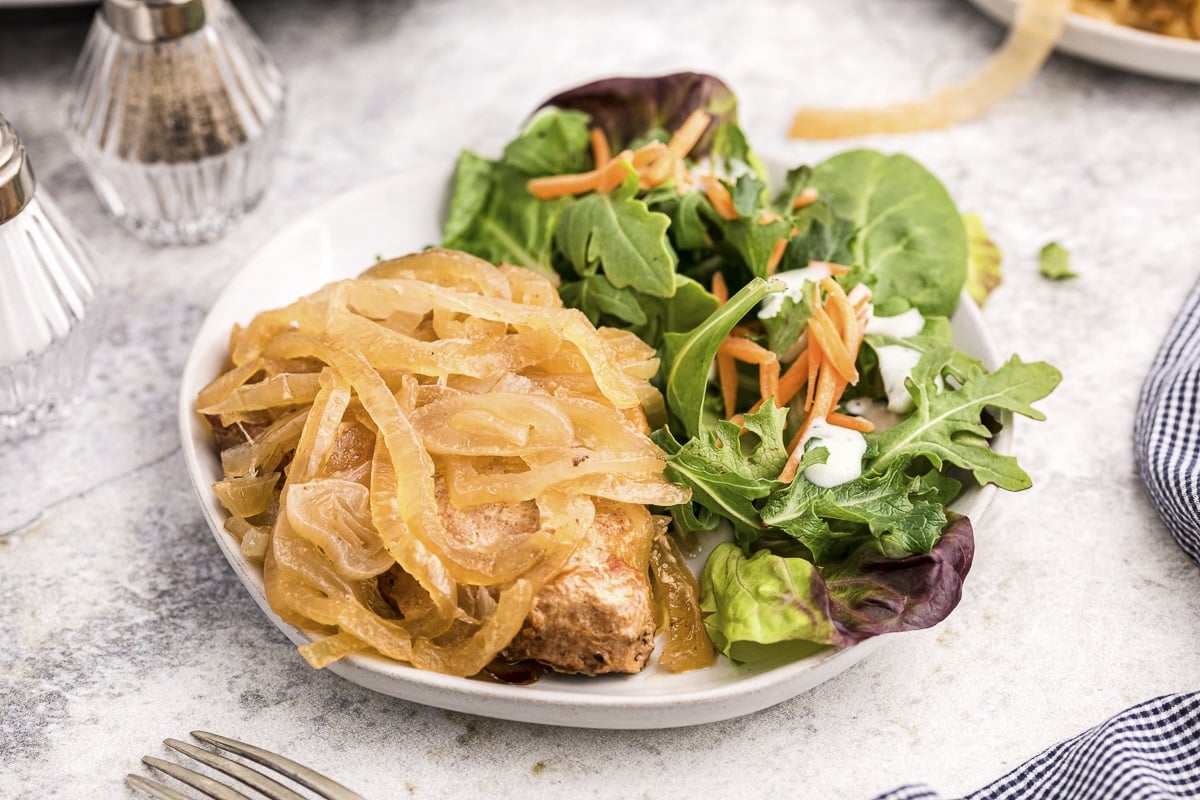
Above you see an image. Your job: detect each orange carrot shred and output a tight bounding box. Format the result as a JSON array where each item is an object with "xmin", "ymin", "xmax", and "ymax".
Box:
[
  {"xmin": 642, "ymin": 109, "xmax": 712, "ymax": 186},
  {"xmin": 703, "ymin": 177, "xmax": 739, "ymax": 221},
  {"xmin": 792, "ymin": 187, "xmax": 819, "ymax": 209},
  {"xmin": 810, "ymin": 305, "xmax": 857, "ymax": 384},
  {"xmin": 828, "ymin": 412, "xmax": 874, "ymax": 433},
  {"xmin": 776, "ymin": 349, "xmax": 809, "ymax": 407},
  {"xmin": 528, "ymin": 170, "xmax": 600, "ymax": 200},
  {"xmin": 711, "ymin": 271, "xmax": 729, "ymax": 305},
  {"xmin": 759, "ymin": 211, "xmax": 783, "ymax": 225},
  {"xmin": 717, "ymin": 351, "xmax": 738, "ymax": 419},
  {"xmin": 766, "ymin": 237, "xmax": 788, "ymax": 276},
  {"xmin": 760, "ymin": 358, "xmax": 780, "ymax": 405},
  {"xmin": 589, "ymin": 128, "xmax": 611, "ymax": 168},
  {"xmin": 810, "ymin": 261, "xmax": 851, "ymax": 276},
  {"xmin": 595, "ymin": 152, "xmax": 634, "ymax": 194},
  {"xmin": 718, "ymin": 337, "xmax": 776, "ymax": 365},
  {"xmin": 632, "ymin": 141, "xmax": 667, "ymax": 167}
]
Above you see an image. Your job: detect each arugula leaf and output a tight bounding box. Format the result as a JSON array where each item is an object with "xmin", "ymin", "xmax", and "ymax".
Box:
[
  {"xmin": 761, "ymin": 285, "xmax": 815, "ymax": 358},
  {"xmin": 700, "ymin": 543, "xmax": 842, "ymax": 658},
  {"xmin": 650, "ymin": 403, "xmax": 788, "ymax": 540},
  {"xmin": 661, "ymin": 278, "xmax": 776, "ymax": 439},
  {"xmin": 554, "ymin": 168, "xmax": 677, "ymax": 297},
  {"xmin": 761, "ymin": 462, "xmax": 948, "ymax": 562},
  {"xmin": 809, "ymin": 150, "xmax": 968, "ymax": 317},
  {"xmin": 502, "ymin": 109, "xmax": 593, "ymax": 176},
  {"xmin": 868, "ymin": 351, "xmax": 1062, "ymax": 490},
  {"xmin": 964, "ymin": 213, "xmax": 1003, "ymax": 305},
  {"xmin": 702, "ymin": 176, "xmax": 794, "ymax": 279},
  {"xmin": 1039, "ymin": 241, "xmax": 1077, "ymax": 280}
]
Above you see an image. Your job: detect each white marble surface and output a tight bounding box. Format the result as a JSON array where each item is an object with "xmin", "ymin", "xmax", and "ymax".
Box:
[{"xmin": 2, "ymin": 1, "xmax": 1199, "ymax": 798}]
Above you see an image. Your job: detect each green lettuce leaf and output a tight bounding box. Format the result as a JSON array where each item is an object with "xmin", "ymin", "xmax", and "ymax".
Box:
[
  {"xmin": 661, "ymin": 277, "xmax": 777, "ymax": 439},
  {"xmin": 700, "ymin": 543, "xmax": 842, "ymax": 658},
  {"xmin": 809, "ymin": 150, "xmax": 968, "ymax": 317},
  {"xmin": 559, "ymin": 273, "xmax": 647, "ymax": 328},
  {"xmin": 442, "ymin": 153, "xmax": 564, "ymax": 278},
  {"xmin": 761, "ymin": 462, "xmax": 948, "ymax": 562},
  {"xmin": 868, "ymin": 351, "xmax": 1062, "ymax": 490},
  {"xmin": 554, "ymin": 167, "xmax": 677, "ymax": 297},
  {"xmin": 650, "ymin": 403, "xmax": 788, "ymax": 540},
  {"xmin": 502, "ymin": 108, "xmax": 593, "ymax": 176},
  {"xmin": 1039, "ymin": 241, "xmax": 1077, "ymax": 280}
]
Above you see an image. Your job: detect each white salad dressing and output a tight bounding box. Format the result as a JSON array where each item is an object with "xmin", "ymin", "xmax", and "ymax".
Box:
[
  {"xmin": 757, "ymin": 264, "xmax": 834, "ymax": 320},
  {"xmin": 875, "ymin": 344, "xmax": 924, "ymax": 414},
  {"xmin": 865, "ymin": 307, "xmax": 925, "ymax": 339},
  {"xmin": 799, "ymin": 419, "xmax": 867, "ymax": 488}
]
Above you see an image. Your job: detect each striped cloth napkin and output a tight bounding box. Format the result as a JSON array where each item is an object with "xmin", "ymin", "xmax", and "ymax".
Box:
[
  {"xmin": 870, "ymin": 285, "xmax": 1200, "ymax": 799},
  {"xmin": 873, "ymin": 692, "xmax": 1200, "ymax": 800}
]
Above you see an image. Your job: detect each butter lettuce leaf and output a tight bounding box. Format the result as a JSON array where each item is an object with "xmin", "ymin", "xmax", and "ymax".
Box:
[{"xmin": 700, "ymin": 543, "xmax": 842, "ymax": 657}]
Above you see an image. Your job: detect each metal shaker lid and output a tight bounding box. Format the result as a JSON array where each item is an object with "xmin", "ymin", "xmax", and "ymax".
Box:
[
  {"xmin": 0, "ymin": 116, "xmax": 36, "ymax": 225},
  {"xmin": 102, "ymin": 0, "xmax": 224, "ymax": 43}
]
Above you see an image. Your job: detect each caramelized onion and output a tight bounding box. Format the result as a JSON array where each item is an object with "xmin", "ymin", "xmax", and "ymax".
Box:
[{"xmin": 200, "ymin": 248, "xmax": 693, "ymax": 676}]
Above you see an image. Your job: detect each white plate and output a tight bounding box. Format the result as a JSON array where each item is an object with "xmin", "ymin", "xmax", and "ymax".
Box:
[
  {"xmin": 178, "ymin": 162, "xmax": 1009, "ymax": 729},
  {"xmin": 968, "ymin": 0, "xmax": 1200, "ymax": 82}
]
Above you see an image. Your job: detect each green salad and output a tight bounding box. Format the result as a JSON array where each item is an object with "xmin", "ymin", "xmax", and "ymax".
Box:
[{"xmin": 441, "ymin": 73, "xmax": 1060, "ymax": 663}]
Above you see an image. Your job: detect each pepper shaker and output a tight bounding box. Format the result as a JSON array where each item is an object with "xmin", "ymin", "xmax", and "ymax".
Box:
[
  {"xmin": 65, "ymin": 0, "xmax": 286, "ymax": 245},
  {"xmin": 0, "ymin": 116, "xmax": 106, "ymax": 440}
]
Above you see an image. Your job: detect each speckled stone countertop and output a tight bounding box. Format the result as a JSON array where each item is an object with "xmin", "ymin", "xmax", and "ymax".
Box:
[{"xmin": 2, "ymin": 1, "xmax": 1199, "ymax": 798}]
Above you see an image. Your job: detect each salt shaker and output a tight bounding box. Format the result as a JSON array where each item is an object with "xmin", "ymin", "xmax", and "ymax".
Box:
[
  {"xmin": 65, "ymin": 0, "xmax": 286, "ymax": 245},
  {"xmin": 0, "ymin": 116, "xmax": 106, "ymax": 440}
]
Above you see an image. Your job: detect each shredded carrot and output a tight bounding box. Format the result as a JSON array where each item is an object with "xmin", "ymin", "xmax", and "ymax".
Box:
[
  {"xmin": 805, "ymin": 315, "xmax": 821, "ymax": 411},
  {"xmin": 792, "ymin": 187, "xmax": 820, "ymax": 209},
  {"xmin": 703, "ymin": 177, "xmax": 739, "ymax": 221},
  {"xmin": 776, "ymin": 349, "xmax": 809, "ymax": 407},
  {"xmin": 766, "ymin": 237, "xmax": 789, "ymax": 277},
  {"xmin": 809, "ymin": 307, "xmax": 857, "ymax": 384},
  {"xmin": 528, "ymin": 170, "xmax": 600, "ymax": 200},
  {"xmin": 672, "ymin": 157, "xmax": 691, "ymax": 193},
  {"xmin": 589, "ymin": 128, "xmax": 611, "ymax": 168},
  {"xmin": 711, "ymin": 271, "xmax": 729, "ymax": 305},
  {"xmin": 595, "ymin": 151, "xmax": 634, "ymax": 194},
  {"xmin": 719, "ymin": 337, "xmax": 776, "ymax": 365},
  {"xmin": 781, "ymin": 371, "xmax": 848, "ymax": 481},
  {"xmin": 642, "ymin": 110, "xmax": 711, "ymax": 186},
  {"xmin": 760, "ymin": 359, "xmax": 780, "ymax": 404},
  {"xmin": 759, "ymin": 211, "xmax": 783, "ymax": 225},
  {"xmin": 828, "ymin": 412, "xmax": 874, "ymax": 433},
  {"xmin": 717, "ymin": 350, "xmax": 738, "ymax": 419},
  {"xmin": 632, "ymin": 141, "xmax": 667, "ymax": 167}
]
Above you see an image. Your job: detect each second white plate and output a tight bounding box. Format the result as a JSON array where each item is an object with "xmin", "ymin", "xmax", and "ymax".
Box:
[{"xmin": 968, "ymin": 0, "xmax": 1200, "ymax": 82}]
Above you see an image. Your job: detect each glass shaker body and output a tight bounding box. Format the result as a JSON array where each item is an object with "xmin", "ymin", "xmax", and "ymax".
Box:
[
  {"xmin": 65, "ymin": 0, "xmax": 286, "ymax": 245},
  {"xmin": 0, "ymin": 120, "xmax": 105, "ymax": 440}
]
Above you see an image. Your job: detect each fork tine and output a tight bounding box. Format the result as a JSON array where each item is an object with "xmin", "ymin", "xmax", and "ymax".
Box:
[
  {"xmin": 141, "ymin": 756, "xmax": 250, "ymax": 800},
  {"xmin": 191, "ymin": 731, "xmax": 369, "ymax": 800},
  {"xmin": 164, "ymin": 738, "xmax": 309, "ymax": 800},
  {"xmin": 125, "ymin": 774, "xmax": 194, "ymax": 800}
]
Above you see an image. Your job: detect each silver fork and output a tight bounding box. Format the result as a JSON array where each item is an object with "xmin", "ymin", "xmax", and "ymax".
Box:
[{"xmin": 126, "ymin": 731, "xmax": 370, "ymax": 800}]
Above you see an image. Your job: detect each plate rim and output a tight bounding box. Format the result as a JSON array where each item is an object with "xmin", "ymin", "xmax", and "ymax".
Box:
[
  {"xmin": 178, "ymin": 161, "xmax": 1007, "ymax": 729},
  {"xmin": 967, "ymin": 0, "xmax": 1200, "ymax": 82}
]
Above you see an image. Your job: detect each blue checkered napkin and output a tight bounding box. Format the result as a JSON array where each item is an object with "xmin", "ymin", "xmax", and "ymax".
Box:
[
  {"xmin": 1135, "ymin": 278, "xmax": 1200, "ymax": 565},
  {"xmin": 873, "ymin": 692, "xmax": 1200, "ymax": 800}
]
